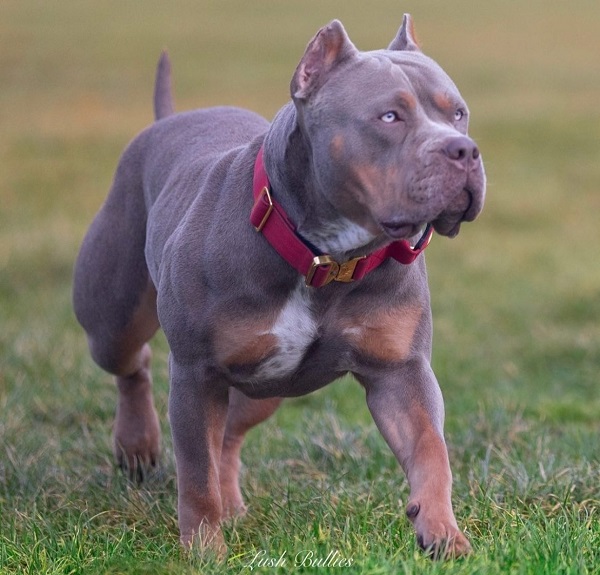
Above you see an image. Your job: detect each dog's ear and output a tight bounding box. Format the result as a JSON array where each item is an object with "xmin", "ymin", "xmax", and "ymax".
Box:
[
  {"xmin": 388, "ymin": 14, "xmax": 421, "ymax": 52},
  {"xmin": 291, "ymin": 20, "xmax": 357, "ymax": 100}
]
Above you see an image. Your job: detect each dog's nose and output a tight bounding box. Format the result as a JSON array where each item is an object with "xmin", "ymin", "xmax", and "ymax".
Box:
[{"xmin": 443, "ymin": 136, "xmax": 479, "ymax": 165}]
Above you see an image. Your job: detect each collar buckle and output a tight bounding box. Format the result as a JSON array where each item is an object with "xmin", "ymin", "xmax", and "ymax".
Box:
[
  {"xmin": 336, "ymin": 255, "xmax": 367, "ymax": 283},
  {"xmin": 305, "ymin": 255, "xmax": 339, "ymax": 287},
  {"xmin": 305, "ymin": 254, "xmax": 367, "ymax": 287}
]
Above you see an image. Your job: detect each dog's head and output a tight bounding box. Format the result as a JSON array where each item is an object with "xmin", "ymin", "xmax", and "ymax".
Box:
[{"xmin": 291, "ymin": 15, "xmax": 486, "ymax": 242}]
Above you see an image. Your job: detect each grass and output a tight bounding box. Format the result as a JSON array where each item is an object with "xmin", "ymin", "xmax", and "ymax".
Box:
[{"xmin": 1, "ymin": 0, "xmax": 600, "ymax": 573}]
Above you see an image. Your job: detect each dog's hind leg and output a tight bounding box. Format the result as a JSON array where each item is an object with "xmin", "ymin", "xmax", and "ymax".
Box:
[
  {"xmin": 219, "ymin": 389, "xmax": 282, "ymax": 518},
  {"xmin": 109, "ymin": 286, "xmax": 161, "ymax": 482},
  {"xmin": 73, "ymin": 151, "xmax": 161, "ymax": 480}
]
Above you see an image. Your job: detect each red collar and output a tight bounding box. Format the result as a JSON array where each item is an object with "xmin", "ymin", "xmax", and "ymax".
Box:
[{"xmin": 250, "ymin": 146, "xmax": 433, "ymax": 288}]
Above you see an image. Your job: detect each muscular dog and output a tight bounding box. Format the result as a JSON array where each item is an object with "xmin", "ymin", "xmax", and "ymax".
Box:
[{"xmin": 73, "ymin": 15, "xmax": 485, "ymax": 558}]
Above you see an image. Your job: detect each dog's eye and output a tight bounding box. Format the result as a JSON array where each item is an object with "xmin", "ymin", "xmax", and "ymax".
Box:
[
  {"xmin": 380, "ymin": 111, "xmax": 400, "ymax": 123},
  {"xmin": 454, "ymin": 109, "xmax": 465, "ymax": 122}
]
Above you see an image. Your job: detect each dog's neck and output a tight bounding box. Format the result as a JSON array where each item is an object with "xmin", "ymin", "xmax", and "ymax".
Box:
[
  {"xmin": 263, "ymin": 103, "xmax": 322, "ymax": 229},
  {"xmin": 263, "ymin": 103, "xmax": 386, "ymax": 260}
]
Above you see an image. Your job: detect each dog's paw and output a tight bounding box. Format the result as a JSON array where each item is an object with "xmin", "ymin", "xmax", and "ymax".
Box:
[
  {"xmin": 181, "ymin": 522, "xmax": 227, "ymax": 560},
  {"xmin": 407, "ymin": 501, "xmax": 472, "ymax": 559},
  {"xmin": 416, "ymin": 527, "xmax": 472, "ymax": 560},
  {"xmin": 219, "ymin": 470, "xmax": 247, "ymax": 520},
  {"xmin": 219, "ymin": 442, "xmax": 248, "ymax": 520},
  {"xmin": 113, "ymin": 403, "xmax": 161, "ymax": 482},
  {"xmin": 221, "ymin": 497, "xmax": 247, "ymax": 521}
]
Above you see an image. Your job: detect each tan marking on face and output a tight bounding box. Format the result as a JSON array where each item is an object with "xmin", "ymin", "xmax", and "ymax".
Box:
[
  {"xmin": 351, "ymin": 163, "xmax": 379, "ymax": 196},
  {"xmin": 214, "ymin": 316, "xmax": 278, "ymax": 367},
  {"xmin": 433, "ymin": 92, "xmax": 453, "ymax": 113},
  {"xmin": 343, "ymin": 305, "xmax": 423, "ymax": 362},
  {"xmin": 399, "ymin": 91, "xmax": 417, "ymax": 110},
  {"xmin": 330, "ymin": 135, "xmax": 345, "ymax": 160},
  {"xmin": 342, "ymin": 162, "xmax": 386, "ymax": 233},
  {"xmin": 349, "ymin": 162, "xmax": 400, "ymax": 215}
]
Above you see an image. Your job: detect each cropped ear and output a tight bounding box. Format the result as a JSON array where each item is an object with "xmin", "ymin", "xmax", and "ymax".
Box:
[
  {"xmin": 388, "ymin": 14, "xmax": 421, "ymax": 52},
  {"xmin": 291, "ymin": 20, "xmax": 357, "ymax": 100}
]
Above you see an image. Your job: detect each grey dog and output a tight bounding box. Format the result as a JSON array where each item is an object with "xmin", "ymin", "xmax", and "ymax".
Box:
[{"xmin": 73, "ymin": 14, "xmax": 485, "ymax": 558}]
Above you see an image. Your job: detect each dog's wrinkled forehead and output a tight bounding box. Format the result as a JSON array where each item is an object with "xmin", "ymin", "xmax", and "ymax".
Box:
[
  {"xmin": 375, "ymin": 49, "xmax": 467, "ymax": 116},
  {"xmin": 383, "ymin": 51, "xmax": 459, "ymax": 96}
]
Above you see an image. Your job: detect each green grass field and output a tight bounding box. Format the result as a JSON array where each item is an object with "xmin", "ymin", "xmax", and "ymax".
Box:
[{"xmin": 1, "ymin": 1, "xmax": 600, "ymax": 573}]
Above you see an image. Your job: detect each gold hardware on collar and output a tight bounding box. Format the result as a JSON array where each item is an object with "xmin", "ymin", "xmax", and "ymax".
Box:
[
  {"xmin": 254, "ymin": 187, "xmax": 273, "ymax": 232},
  {"xmin": 305, "ymin": 254, "xmax": 366, "ymax": 287},
  {"xmin": 305, "ymin": 255, "xmax": 339, "ymax": 286},
  {"xmin": 336, "ymin": 255, "xmax": 366, "ymax": 282}
]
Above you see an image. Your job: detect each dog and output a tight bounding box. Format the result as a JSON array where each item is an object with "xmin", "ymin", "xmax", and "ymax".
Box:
[{"xmin": 73, "ymin": 14, "xmax": 485, "ymax": 558}]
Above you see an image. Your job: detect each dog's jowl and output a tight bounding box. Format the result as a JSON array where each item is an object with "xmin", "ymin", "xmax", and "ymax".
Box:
[{"xmin": 73, "ymin": 14, "xmax": 485, "ymax": 559}]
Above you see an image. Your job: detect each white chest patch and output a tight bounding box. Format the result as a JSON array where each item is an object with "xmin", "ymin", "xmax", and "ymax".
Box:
[
  {"xmin": 255, "ymin": 281, "xmax": 318, "ymax": 380},
  {"xmin": 303, "ymin": 217, "xmax": 377, "ymax": 255}
]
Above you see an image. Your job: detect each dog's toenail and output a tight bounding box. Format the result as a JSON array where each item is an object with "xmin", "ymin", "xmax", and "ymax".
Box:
[{"xmin": 406, "ymin": 502, "xmax": 420, "ymax": 519}]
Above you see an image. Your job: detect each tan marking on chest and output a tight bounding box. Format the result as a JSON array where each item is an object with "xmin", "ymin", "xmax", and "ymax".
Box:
[
  {"xmin": 342, "ymin": 305, "xmax": 423, "ymax": 362},
  {"xmin": 214, "ymin": 316, "xmax": 278, "ymax": 367},
  {"xmin": 214, "ymin": 282, "xmax": 318, "ymax": 378}
]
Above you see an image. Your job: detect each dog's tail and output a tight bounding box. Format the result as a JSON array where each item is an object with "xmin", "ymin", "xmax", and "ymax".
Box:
[{"xmin": 153, "ymin": 50, "xmax": 175, "ymax": 121}]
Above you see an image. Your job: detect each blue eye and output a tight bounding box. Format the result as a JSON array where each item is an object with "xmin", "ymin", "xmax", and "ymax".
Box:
[
  {"xmin": 381, "ymin": 111, "xmax": 400, "ymax": 123},
  {"xmin": 454, "ymin": 109, "xmax": 465, "ymax": 121}
]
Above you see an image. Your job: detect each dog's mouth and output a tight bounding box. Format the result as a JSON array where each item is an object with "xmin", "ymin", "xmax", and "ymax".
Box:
[
  {"xmin": 379, "ymin": 220, "xmax": 424, "ymax": 240},
  {"xmin": 431, "ymin": 218, "xmax": 461, "ymax": 238},
  {"xmin": 379, "ymin": 187, "xmax": 480, "ymax": 241},
  {"xmin": 430, "ymin": 187, "xmax": 476, "ymax": 238}
]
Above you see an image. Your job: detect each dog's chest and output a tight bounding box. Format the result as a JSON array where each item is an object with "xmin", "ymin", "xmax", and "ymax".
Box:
[
  {"xmin": 254, "ymin": 282, "xmax": 319, "ymax": 380},
  {"xmin": 213, "ymin": 282, "xmax": 321, "ymax": 382},
  {"xmin": 214, "ymin": 280, "xmax": 424, "ymax": 388}
]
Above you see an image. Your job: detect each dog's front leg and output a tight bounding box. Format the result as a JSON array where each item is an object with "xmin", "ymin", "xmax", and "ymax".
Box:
[
  {"xmin": 360, "ymin": 358, "xmax": 471, "ymax": 558},
  {"xmin": 169, "ymin": 358, "xmax": 229, "ymax": 555}
]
